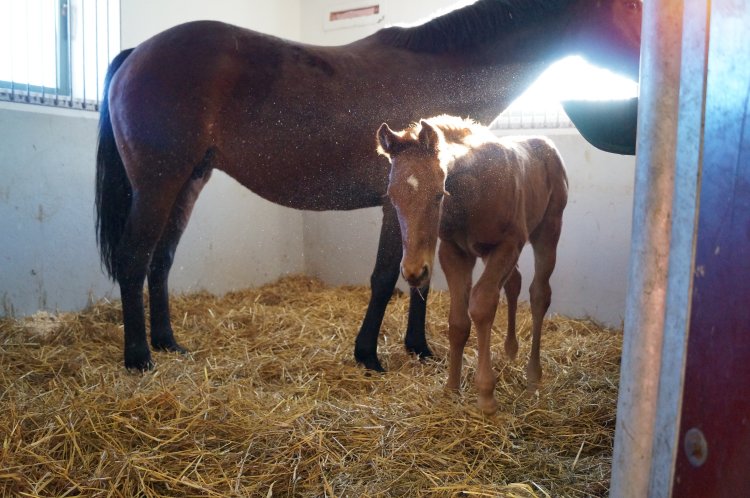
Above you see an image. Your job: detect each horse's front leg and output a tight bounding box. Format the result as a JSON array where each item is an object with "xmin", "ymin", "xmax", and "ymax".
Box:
[
  {"xmin": 354, "ymin": 202, "xmax": 402, "ymax": 372},
  {"xmin": 404, "ymin": 283, "xmax": 433, "ymax": 360},
  {"xmin": 438, "ymin": 241, "xmax": 475, "ymax": 391},
  {"xmin": 470, "ymin": 241, "xmax": 521, "ymax": 414}
]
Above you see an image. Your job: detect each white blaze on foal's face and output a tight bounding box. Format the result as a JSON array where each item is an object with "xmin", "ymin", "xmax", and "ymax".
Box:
[{"xmin": 406, "ymin": 174, "xmax": 420, "ymax": 191}]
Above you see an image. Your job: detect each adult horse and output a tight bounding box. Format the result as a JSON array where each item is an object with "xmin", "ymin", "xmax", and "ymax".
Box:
[{"xmin": 96, "ymin": 0, "xmax": 642, "ymax": 371}]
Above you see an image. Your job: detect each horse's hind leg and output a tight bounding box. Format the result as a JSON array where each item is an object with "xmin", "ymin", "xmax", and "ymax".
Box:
[
  {"xmin": 527, "ymin": 216, "xmax": 563, "ymax": 392},
  {"xmin": 148, "ymin": 171, "xmax": 212, "ymax": 353},
  {"xmin": 116, "ymin": 187, "xmax": 184, "ymax": 370},
  {"xmin": 502, "ymin": 265, "xmax": 522, "ymax": 360}
]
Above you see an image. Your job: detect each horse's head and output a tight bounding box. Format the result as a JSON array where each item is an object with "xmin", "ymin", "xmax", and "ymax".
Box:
[
  {"xmin": 566, "ymin": 0, "xmax": 643, "ymax": 80},
  {"xmin": 377, "ymin": 120, "xmax": 448, "ymax": 289}
]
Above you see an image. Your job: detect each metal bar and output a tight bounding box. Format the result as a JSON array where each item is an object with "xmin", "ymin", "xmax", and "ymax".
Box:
[
  {"xmin": 647, "ymin": 0, "xmax": 711, "ymax": 495},
  {"xmin": 67, "ymin": 0, "xmax": 72, "ymax": 103},
  {"xmin": 42, "ymin": 0, "xmax": 47, "ymax": 103},
  {"xmin": 26, "ymin": 0, "xmax": 30, "ymax": 101},
  {"xmin": 94, "ymin": 0, "xmax": 98, "ymax": 106},
  {"xmin": 82, "ymin": 0, "xmax": 86, "ymax": 104},
  {"xmin": 55, "ymin": 0, "xmax": 60, "ymax": 102},
  {"xmin": 609, "ymin": 0, "xmax": 684, "ymax": 496},
  {"xmin": 10, "ymin": 1, "xmax": 15, "ymax": 101}
]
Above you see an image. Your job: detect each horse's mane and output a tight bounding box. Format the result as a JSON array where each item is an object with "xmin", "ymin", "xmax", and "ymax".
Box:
[{"xmin": 376, "ymin": 0, "xmax": 573, "ymax": 53}]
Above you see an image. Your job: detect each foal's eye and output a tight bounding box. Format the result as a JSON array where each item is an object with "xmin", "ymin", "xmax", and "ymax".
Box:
[{"xmin": 434, "ymin": 193, "xmax": 444, "ymax": 202}]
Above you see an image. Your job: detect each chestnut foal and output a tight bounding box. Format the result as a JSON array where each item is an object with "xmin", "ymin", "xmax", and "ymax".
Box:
[{"xmin": 377, "ymin": 116, "xmax": 568, "ymax": 414}]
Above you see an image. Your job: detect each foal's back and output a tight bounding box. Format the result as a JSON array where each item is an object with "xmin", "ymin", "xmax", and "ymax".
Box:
[{"xmin": 439, "ymin": 135, "xmax": 567, "ymax": 255}]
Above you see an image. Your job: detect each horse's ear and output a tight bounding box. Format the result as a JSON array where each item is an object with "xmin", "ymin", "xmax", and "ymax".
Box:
[
  {"xmin": 418, "ymin": 120, "xmax": 440, "ymax": 152},
  {"xmin": 377, "ymin": 123, "xmax": 400, "ymax": 156}
]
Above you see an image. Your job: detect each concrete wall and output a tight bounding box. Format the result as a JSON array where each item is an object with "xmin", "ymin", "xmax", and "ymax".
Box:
[
  {"xmin": 0, "ymin": 1, "xmax": 305, "ymax": 317},
  {"xmin": 299, "ymin": 0, "xmax": 636, "ymax": 327},
  {"xmin": 120, "ymin": 0, "xmax": 301, "ymax": 48}
]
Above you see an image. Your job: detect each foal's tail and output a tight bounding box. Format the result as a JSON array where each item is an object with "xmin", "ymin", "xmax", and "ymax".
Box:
[{"xmin": 95, "ymin": 48, "xmax": 135, "ymax": 282}]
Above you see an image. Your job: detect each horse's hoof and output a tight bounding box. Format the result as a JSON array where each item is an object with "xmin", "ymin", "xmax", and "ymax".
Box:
[
  {"xmin": 405, "ymin": 341, "xmax": 434, "ymax": 360},
  {"xmin": 152, "ymin": 339, "xmax": 188, "ymax": 354},
  {"xmin": 477, "ymin": 396, "xmax": 499, "ymax": 415},
  {"xmin": 360, "ymin": 358, "xmax": 386, "ymax": 373},
  {"xmin": 355, "ymin": 353, "xmax": 386, "ymax": 372},
  {"xmin": 354, "ymin": 343, "xmax": 386, "ymax": 372},
  {"xmin": 124, "ymin": 346, "xmax": 154, "ymax": 372}
]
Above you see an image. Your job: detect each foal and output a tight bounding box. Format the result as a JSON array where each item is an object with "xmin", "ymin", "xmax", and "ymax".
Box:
[{"xmin": 377, "ymin": 116, "xmax": 568, "ymax": 414}]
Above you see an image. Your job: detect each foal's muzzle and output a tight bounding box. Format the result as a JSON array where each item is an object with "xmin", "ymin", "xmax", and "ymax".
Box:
[{"xmin": 401, "ymin": 263, "xmax": 430, "ymax": 288}]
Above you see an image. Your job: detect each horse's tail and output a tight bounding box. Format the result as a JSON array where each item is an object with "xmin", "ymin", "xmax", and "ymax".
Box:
[{"xmin": 95, "ymin": 48, "xmax": 135, "ymax": 282}]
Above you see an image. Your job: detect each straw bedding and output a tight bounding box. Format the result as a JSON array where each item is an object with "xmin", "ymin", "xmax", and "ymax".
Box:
[{"xmin": 0, "ymin": 275, "xmax": 622, "ymax": 497}]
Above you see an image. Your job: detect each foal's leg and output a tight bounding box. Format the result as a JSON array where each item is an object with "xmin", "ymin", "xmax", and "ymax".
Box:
[
  {"xmin": 527, "ymin": 217, "xmax": 563, "ymax": 392},
  {"xmin": 438, "ymin": 241, "xmax": 475, "ymax": 391},
  {"xmin": 470, "ymin": 242, "xmax": 521, "ymax": 414},
  {"xmin": 116, "ymin": 188, "xmax": 183, "ymax": 370},
  {"xmin": 148, "ymin": 171, "xmax": 212, "ymax": 353},
  {"xmin": 502, "ymin": 266, "xmax": 522, "ymax": 360},
  {"xmin": 355, "ymin": 202, "xmax": 402, "ymax": 372}
]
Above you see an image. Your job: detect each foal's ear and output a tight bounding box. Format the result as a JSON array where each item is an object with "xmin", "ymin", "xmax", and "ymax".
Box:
[
  {"xmin": 377, "ymin": 123, "xmax": 400, "ymax": 156},
  {"xmin": 418, "ymin": 120, "xmax": 440, "ymax": 153}
]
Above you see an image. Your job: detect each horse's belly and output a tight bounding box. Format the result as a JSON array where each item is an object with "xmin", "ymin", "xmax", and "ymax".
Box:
[{"xmin": 219, "ymin": 160, "xmax": 385, "ymax": 211}]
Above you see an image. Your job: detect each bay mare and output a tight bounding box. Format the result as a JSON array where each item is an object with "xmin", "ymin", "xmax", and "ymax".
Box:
[
  {"xmin": 377, "ymin": 116, "xmax": 567, "ymax": 413},
  {"xmin": 95, "ymin": 0, "xmax": 642, "ymax": 370}
]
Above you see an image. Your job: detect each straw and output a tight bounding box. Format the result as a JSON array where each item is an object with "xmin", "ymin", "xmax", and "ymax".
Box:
[{"xmin": 0, "ymin": 275, "xmax": 621, "ymax": 497}]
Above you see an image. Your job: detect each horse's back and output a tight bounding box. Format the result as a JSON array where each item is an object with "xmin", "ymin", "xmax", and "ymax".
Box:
[
  {"xmin": 109, "ymin": 20, "xmax": 285, "ymax": 128},
  {"xmin": 447, "ymin": 134, "xmax": 567, "ymax": 244},
  {"xmin": 494, "ymin": 135, "xmax": 568, "ymax": 196}
]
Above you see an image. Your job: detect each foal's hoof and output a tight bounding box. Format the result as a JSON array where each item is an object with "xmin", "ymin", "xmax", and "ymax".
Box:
[
  {"xmin": 124, "ymin": 346, "xmax": 154, "ymax": 372},
  {"xmin": 477, "ymin": 395, "xmax": 499, "ymax": 415}
]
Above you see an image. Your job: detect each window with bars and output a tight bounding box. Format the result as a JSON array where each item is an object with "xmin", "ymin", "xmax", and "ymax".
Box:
[
  {"xmin": 491, "ymin": 56, "xmax": 639, "ymax": 130},
  {"xmin": 0, "ymin": 0, "xmax": 120, "ymax": 111}
]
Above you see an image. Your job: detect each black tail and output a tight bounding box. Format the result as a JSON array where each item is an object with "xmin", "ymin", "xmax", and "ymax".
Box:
[{"xmin": 95, "ymin": 48, "xmax": 135, "ymax": 282}]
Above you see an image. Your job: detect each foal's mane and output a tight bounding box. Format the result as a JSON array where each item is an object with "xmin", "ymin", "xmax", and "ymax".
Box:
[
  {"xmin": 376, "ymin": 0, "xmax": 573, "ymax": 53},
  {"xmin": 423, "ymin": 115, "xmax": 485, "ymax": 143}
]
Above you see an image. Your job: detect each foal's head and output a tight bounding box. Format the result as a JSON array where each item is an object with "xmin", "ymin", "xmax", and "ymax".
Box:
[{"xmin": 377, "ymin": 120, "xmax": 449, "ymax": 288}]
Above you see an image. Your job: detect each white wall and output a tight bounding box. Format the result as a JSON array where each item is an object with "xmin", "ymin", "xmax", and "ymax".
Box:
[
  {"xmin": 299, "ymin": 0, "xmax": 636, "ymax": 327},
  {"xmin": 0, "ymin": 1, "xmax": 305, "ymax": 317},
  {"xmin": 121, "ymin": 0, "xmax": 301, "ymax": 47},
  {"xmin": 300, "ymin": 0, "xmax": 463, "ymax": 45}
]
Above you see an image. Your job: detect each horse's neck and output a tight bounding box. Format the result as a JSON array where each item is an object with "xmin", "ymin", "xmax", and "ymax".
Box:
[
  {"xmin": 366, "ymin": 22, "xmax": 574, "ymax": 124},
  {"xmin": 466, "ymin": 24, "xmax": 575, "ymax": 115}
]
